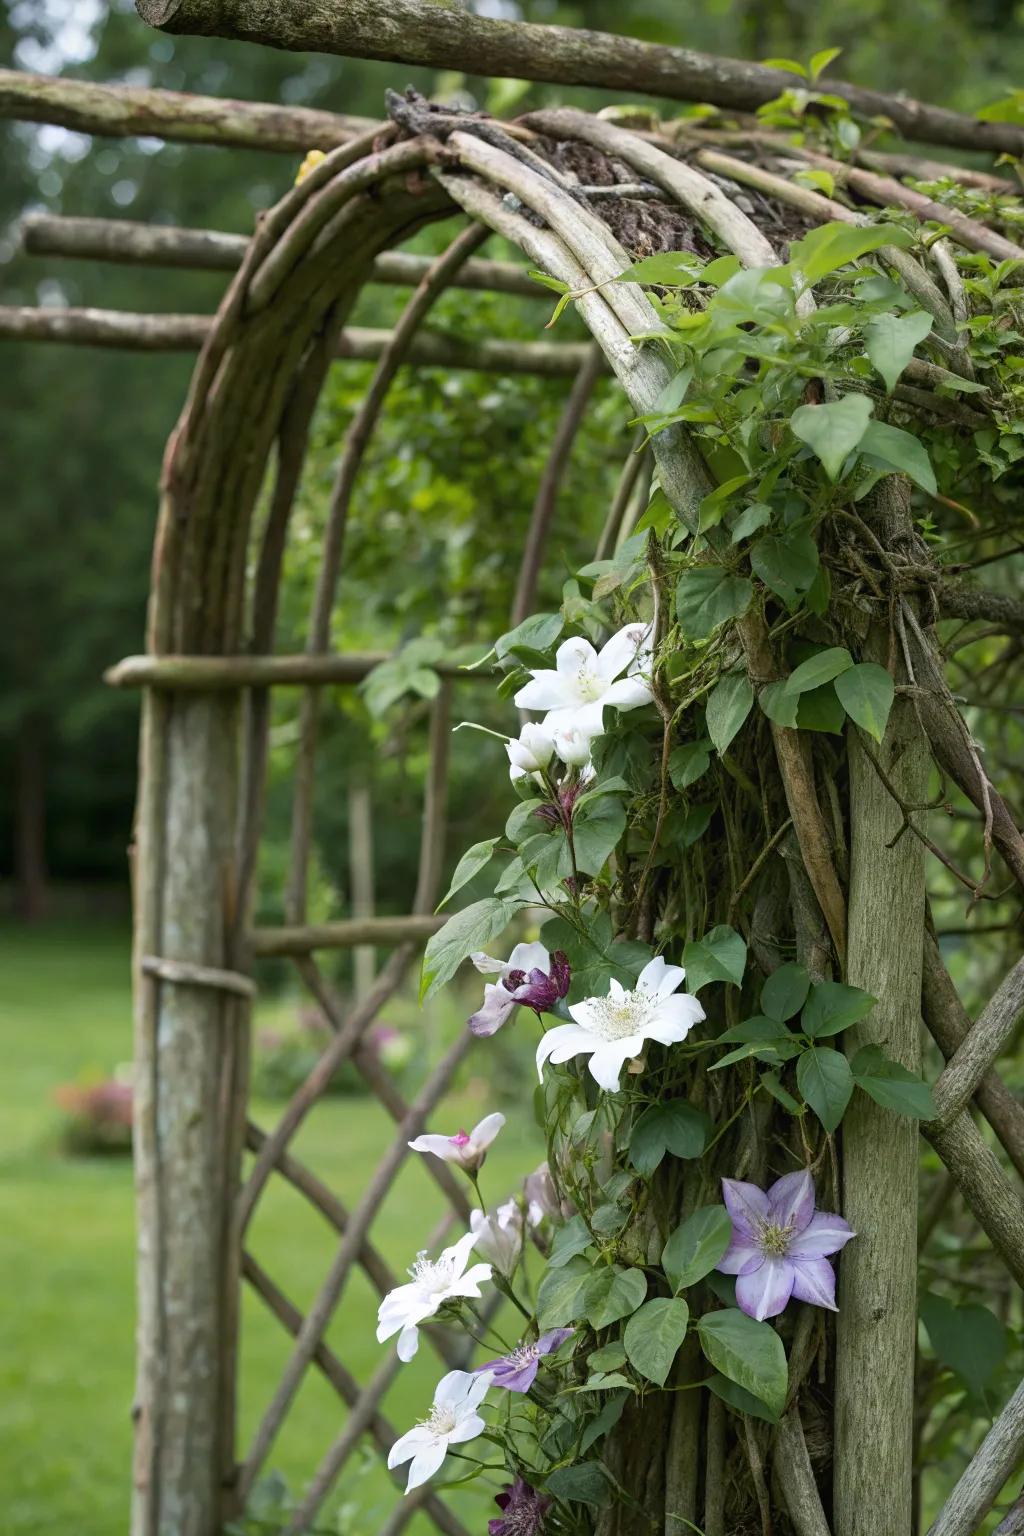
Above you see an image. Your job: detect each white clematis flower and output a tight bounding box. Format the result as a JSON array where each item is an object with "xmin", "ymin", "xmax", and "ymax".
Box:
[
  {"xmin": 470, "ymin": 1198, "xmax": 525, "ymax": 1277},
  {"xmin": 388, "ymin": 1368, "xmax": 492, "ymax": 1493},
  {"xmin": 536, "ymin": 955, "xmax": 705, "ymax": 1093},
  {"xmin": 514, "ymin": 624, "xmax": 654, "ymax": 737},
  {"xmin": 506, "ymin": 722, "xmax": 555, "ymax": 783},
  {"xmin": 552, "ymin": 721, "xmax": 594, "ymax": 769},
  {"xmin": 408, "ymin": 1112, "xmax": 505, "ymax": 1174},
  {"xmin": 376, "ymin": 1231, "xmax": 492, "ymax": 1362}
]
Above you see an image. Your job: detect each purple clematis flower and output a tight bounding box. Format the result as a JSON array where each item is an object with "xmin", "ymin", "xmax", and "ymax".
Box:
[
  {"xmin": 468, "ymin": 944, "xmax": 571, "ymax": 1038},
  {"xmin": 488, "ymin": 1477, "xmax": 551, "ymax": 1535},
  {"xmin": 718, "ymin": 1171, "xmax": 855, "ymax": 1322},
  {"xmin": 478, "ymin": 1328, "xmax": 574, "ymax": 1393}
]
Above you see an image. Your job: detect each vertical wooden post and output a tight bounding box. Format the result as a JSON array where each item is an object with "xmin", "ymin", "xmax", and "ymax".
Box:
[
  {"xmin": 348, "ymin": 774, "xmax": 376, "ymax": 999},
  {"xmin": 835, "ymin": 679, "xmax": 928, "ymax": 1536},
  {"xmin": 132, "ymin": 686, "xmax": 247, "ymax": 1536}
]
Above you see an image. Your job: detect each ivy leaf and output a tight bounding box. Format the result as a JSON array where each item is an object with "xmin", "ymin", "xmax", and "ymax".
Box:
[
  {"xmin": 629, "ymin": 1101, "xmax": 710, "ymax": 1176},
  {"xmin": 669, "ymin": 739, "xmax": 712, "ymax": 790},
  {"xmin": 762, "ymin": 963, "xmax": 811, "ymax": 1022},
  {"xmin": 697, "ymin": 1308, "xmax": 789, "ymax": 1419},
  {"xmin": 675, "ymin": 568, "xmax": 753, "ymax": 639},
  {"xmin": 851, "ymin": 1045, "xmax": 936, "ymax": 1119},
  {"xmin": 857, "ymin": 420, "xmax": 938, "ymax": 496},
  {"xmin": 865, "ymin": 310, "xmax": 934, "ymax": 392},
  {"xmin": 437, "ymin": 837, "xmax": 500, "ymax": 910},
  {"xmin": 835, "ymin": 661, "xmax": 895, "ymax": 742},
  {"xmin": 920, "ymin": 1292, "xmax": 1006, "ymax": 1395},
  {"xmin": 624, "ymin": 1298, "xmax": 690, "ymax": 1387},
  {"xmin": 420, "ymin": 896, "xmax": 520, "ymax": 1001},
  {"xmin": 783, "ymin": 647, "xmax": 853, "ymax": 696},
  {"xmin": 536, "ymin": 1255, "xmax": 590, "ymax": 1329},
  {"xmin": 662, "ymin": 1206, "xmax": 733, "ymax": 1292},
  {"xmin": 582, "ymin": 1266, "xmax": 648, "ymax": 1330},
  {"xmin": 790, "ymin": 393, "xmax": 874, "ymax": 481},
  {"xmin": 683, "ymin": 924, "xmax": 747, "ymax": 992},
  {"xmin": 750, "ymin": 529, "xmax": 819, "ymax": 604},
  {"xmin": 802, "ymin": 981, "xmax": 875, "ymax": 1038},
  {"xmin": 706, "ymin": 671, "xmax": 754, "ymax": 756},
  {"xmin": 797, "ymin": 1047, "xmax": 854, "ymax": 1132}
]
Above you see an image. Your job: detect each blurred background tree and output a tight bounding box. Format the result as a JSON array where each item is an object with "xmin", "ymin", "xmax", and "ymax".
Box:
[{"xmin": 3, "ymin": 0, "xmax": 1024, "ymax": 924}]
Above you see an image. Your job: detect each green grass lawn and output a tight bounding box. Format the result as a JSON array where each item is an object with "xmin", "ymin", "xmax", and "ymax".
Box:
[{"xmin": 0, "ymin": 916, "xmax": 544, "ymax": 1536}]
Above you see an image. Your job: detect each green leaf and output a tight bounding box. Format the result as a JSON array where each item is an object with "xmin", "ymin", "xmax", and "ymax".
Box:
[
  {"xmin": 669, "ymin": 739, "xmax": 712, "ymax": 790},
  {"xmin": 762, "ymin": 963, "xmax": 811, "ymax": 1022},
  {"xmin": 663, "ymin": 1206, "xmax": 733, "ymax": 1292},
  {"xmin": 582, "ymin": 1266, "xmax": 648, "ymax": 1330},
  {"xmin": 920, "ymin": 1292, "xmax": 1007, "ymax": 1395},
  {"xmin": 683, "ymin": 924, "xmax": 747, "ymax": 992},
  {"xmin": 541, "ymin": 911, "xmax": 651, "ymax": 1002},
  {"xmin": 420, "ymin": 896, "xmax": 520, "ymax": 1002},
  {"xmin": 548, "ymin": 1215, "xmax": 594, "ymax": 1269},
  {"xmin": 851, "ymin": 1045, "xmax": 937, "ymax": 1119},
  {"xmin": 809, "ymin": 45, "xmax": 842, "ymax": 80},
  {"xmin": 697, "ymin": 1308, "xmax": 788, "ymax": 1419},
  {"xmin": 506, "ymin": 798, "xmax": 544, "ymax": 844},
  {"xmin": 700, "ymin": 474, "xmax": 753, "ymax": 531},
  {"xmin": 797, "ymin": 1047, "xmax": 854, "ymax": 1132},
  {"xmin": 789, "ymin": 221, "xmax": 913, "ymax": 284},
  {"xmin": 750, "ymin": 530, "xmax": 819, "ymax": 604},
  {"xmin": 759, "ymin": 679, "xmax": 799, "ymax": 728},
  {"xmin": 588, "ymin": 1342, "xmax": 627, "ymax": 1373},
  {"xmin": 618, "ymin": 251, "xmax": 705, "ymax": 285},
  {"xmin": 802, "ymin": 981, "xmax": 875, "ymax": 1038},
  {"xmin": 545, "ymin": 1462, "xmax": 613, "ymax": 1508},
  {"xmin": 706, "ymin": 1371, "xmax": 780, "ymax": 1425},
  {"xmin": 579, "ymin": 1393, "xmax": 628, "ymax": 1454},
  {"xmin": 857, "ymin": 420, "xmax": 937, "ymax": 496},
  {"xmin": 495, "ymin": 611, "xmax": 563, "ymax": 663},
  {"xmin": 784, "ymin": 647, "xmax": 853, "ymax": 696},
  {"xmin": 865, "ymin": 310, "xmax": 934, "ymax": 393},
  {"xmin": 624, "ymin": 1298, "xmax": 690, "ymax": 1387},
  {"xmin": 790, "ymin": 394, "xmax": 873, "ymax": 481},
  {"xmin": 796, "ymin": 682, "xmax": 846, "ymax": 734},
  {"xmin": 760, "ymin": 1070, "xmax": 803, "ymax": 1114},
  {"xmin": 675, "ymin": 568, "xmax": 753, "ymax": 639},
  {"xmin": 834, "ymin": 662, "xmax": 895, "ymax": 742},
  {"xmin": 706, "ymin": 671, "xmax": 754, "ymax": 756},
  {"xmin": 629, "ymin": 1100, "xmax": 710, "ymax": 1176},
  {"xmin": 730, "ymin": 501, "xmax": 772, "ymax": 543},
  {"xmin": 537, "ymin": 1255, "xmax": 590, "ymax": 1329},
  {"xmin": 437, "ymin": 837, "xmax": 500, "ymax": 910},
  {"xmin": 572, "ymin": 794, "xmax": 627, "ymax": 875}
]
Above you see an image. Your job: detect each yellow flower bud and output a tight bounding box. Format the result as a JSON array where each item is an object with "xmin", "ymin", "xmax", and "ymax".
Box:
[{"xmin": 295, "ymin": 149, "xmax": 327, "ymax": 186}]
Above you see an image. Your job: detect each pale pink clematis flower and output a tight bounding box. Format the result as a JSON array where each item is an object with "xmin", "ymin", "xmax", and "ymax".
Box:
[
  {"xmin": 408, "ymin": 1112, "xmax": 505, "ymax": 1174},
  {"xmin": 717, "ymin": 1170, "xmax": 855, "ymax": 1322}
]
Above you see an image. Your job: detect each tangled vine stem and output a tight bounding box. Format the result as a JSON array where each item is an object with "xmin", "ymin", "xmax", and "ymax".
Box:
[{"xmin": 12, "ymin": 27, "xmax": 1011, "ymax": 1535}]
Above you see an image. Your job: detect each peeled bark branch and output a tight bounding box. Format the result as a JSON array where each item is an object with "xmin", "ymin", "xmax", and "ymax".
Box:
[
  {"xmin": 925, "ymin": 1377, "xmax": 1024, "ymax": 1536},
  {"xmin": 936, "ymin": 580, "xmax": 1024, "ymax": 631},
  {"xmin": 249, "ymin": 916, "xmax": 443, "ymax": 955},
  {"xmin": 135, "ymin": 0, "xmax": 1024, "ymax": 156},
  {"xmin": 932, "ymin": 955, "xmax": 1024, "ymax": 1123},
  {"xmin": 0, "ymin": 65, "xmax": 370, "ymax": 151},
  {"xmin": 922, "ymin": 1109, "xmax": 1024, "ymax": 1289}
]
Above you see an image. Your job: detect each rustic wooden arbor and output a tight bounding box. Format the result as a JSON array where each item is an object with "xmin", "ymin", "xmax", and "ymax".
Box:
[{"xmin": 6, "ymin": 7, "xmax": 1024, "ymax": 1536}]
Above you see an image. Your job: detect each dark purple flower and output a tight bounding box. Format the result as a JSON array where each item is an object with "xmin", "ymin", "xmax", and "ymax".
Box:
[
  {"xmin": 488, "ymin": 1477, "xmax": 551, "ymax": 1535},
  {"xmin": 717, "ymin": 1171, "xmax": 855, "ymax": 1322},
  {"xmin": 467, "ymin": 945, "xmax": 571, "ymax": 1038},
  {"xmin": 478, "ymin": 1328, "xmax": 574, "ymax": 1393}
]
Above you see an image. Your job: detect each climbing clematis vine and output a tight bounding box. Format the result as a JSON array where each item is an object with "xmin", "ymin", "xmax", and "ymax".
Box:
[
  {"xmin": 536, "ymin": 955, "xmax": 705, "ymax": 1093},
  {"xmin": 468, "ymin": 943, "xmax": 570, "ymax": 1038},
  {"xmin": 478, "ymin": 1328, "xmax": 574, "ymax": 1393},
  {"xmin": 376, "ymin": 1231, "xmax": 492, "ymax": 1362},
  {"xmin": 717, "ymin": 1170, "xmax": 855, "ymax": 1322},
  {"xmin": 388, "ymin": 1369, "xmax": 492, "ymax": 1493},
  {"xmin": 408, "ymin": 1111, "xmax": 505, "ymax": 1174},
  {"xmin": 514, "ymin": 624, "xmax": 654, "ymax": 737}
]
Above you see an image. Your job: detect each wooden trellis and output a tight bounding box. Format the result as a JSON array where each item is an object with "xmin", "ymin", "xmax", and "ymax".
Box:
[{"xmin": 6, "ymin": 11, "xmax": 1024, "ymax": 1536}]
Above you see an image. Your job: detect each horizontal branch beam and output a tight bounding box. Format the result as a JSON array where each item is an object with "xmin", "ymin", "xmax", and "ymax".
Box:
[
  {"xmin": 20, "ymin": 213, "xmax": 547, "ymax": 298},
  {"xmin": 104, "ymin": 651, "xmax": 493, "ymax": 689},
  {"xmin": 0, "ymin": 66, "xmax": 371, "ymax": 151},
  {"xmin": 249, "ymin": 915, "xmax": 444, "ymax": 956},
  {"xmin": 135, "ymin": 0, "xmax": 1024, "ymax": 157},
  {"xmin": 0, "ymin": 305, "xmax": 595, "ymax": 374}
]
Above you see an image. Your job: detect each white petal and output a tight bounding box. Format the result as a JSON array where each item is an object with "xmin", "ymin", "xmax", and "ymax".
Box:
[
  {"xmin": 407, "ymin": 1134, "xmax": 458, "ymax": 1161},
  {"xmin": 443, "ymin": 1230, "xmax": 480, "ymax": 1276},
  {"xmin": 536, "ymin": 1023, "xmax": 592, "ymax": 1079},
  {"xmin": 470, "ymin": 1111, "xmax": 506, "ymax": 1149},
  {"xmin": 467, "ymin": 1369, "xmax": 494, "ymax": 1408},
  {"xmin": 637, "ymin": 955, "xmax": 687, "ymax": 998},
  {"xmin": 506, "ymin": 942, "xmax": 550, "ymax": 975},
  {"xmin": 599, "ymin": 675, "xmax": 654, "ymax": 712},
  {"xmin": 567, "ymin": 999, "xmax": 603, "ymax": 1032},
  {"xmin": 397, "ymin": 1324, "xmax": 421, "ymax": 1362},
  {"xmin": 405, "ymin": 1439, "xmax": 448, "ymax": 1492},
  {"xmin": 608, "ymin": 977, "xmax": 626, "ymax": 1001},
  {"xmin": 433, "ymin": 1369, "xmax": 477, "ymax": 1408},
  {"xmin": 596, "ymin": 623, "xmax": 651, "ymax": 683},
  {"xmin": 388, "ymin": 1426, "xmax": 433, "ymax": 1469},
  {"xmin": 651, "ymin": 993, "xmax": 705, "ymax": 1031},
  {"xmin": 451, "ymin": 1262, "xmax": 493, "ymax": 1295},
  {"xmin": 640, "ymin": 1017, "xmax": 692, "ymax": 1047},
  {"xmin": 447, "ymin": 1411, "xmax": 486, "ymax": 1446},
  {"xmin": 514, "ymin": 671, "xmax": 575, "ymax": 711},
  {"xmin": 556, "ymin": 635, "xmax": 598, "ymax": 679},
  {"xmin": 587, "ymin": 1042, "xmax": 635, "ymax": 1093},
  {"xmin": 470, "ymin": 951, "xmax": 506, "ymax": 975}
]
